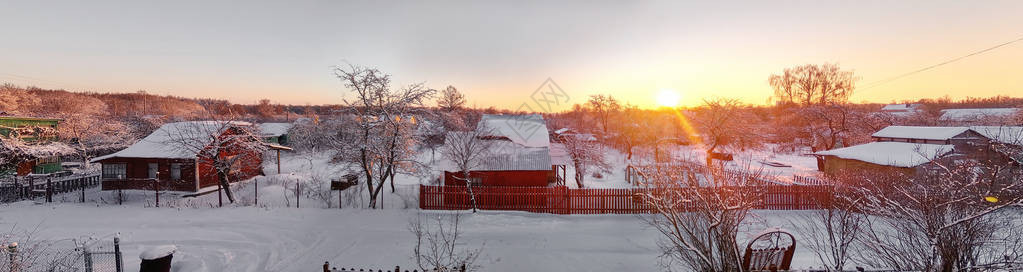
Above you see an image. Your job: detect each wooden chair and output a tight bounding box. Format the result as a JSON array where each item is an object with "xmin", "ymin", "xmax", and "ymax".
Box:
[{"xmin": 742, "ymin": 229, "xmax": 795, "ymax": 272}]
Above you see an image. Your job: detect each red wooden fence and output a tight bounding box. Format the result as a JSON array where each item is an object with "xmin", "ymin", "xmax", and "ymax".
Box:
[{"xmin": 419, "ymin": 185, "xmax": 834, "ymax": 214}]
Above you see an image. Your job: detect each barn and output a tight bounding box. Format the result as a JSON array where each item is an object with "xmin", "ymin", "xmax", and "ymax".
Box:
[
  {"xmin": 442, "ymin": 114, "xmax": 562, "ymax": 187},
  {"xmin": 91, "ymin": 121, "xmax": 265, "ymax": 192}
]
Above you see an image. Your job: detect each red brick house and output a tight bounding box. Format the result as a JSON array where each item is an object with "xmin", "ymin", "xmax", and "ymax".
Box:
[{"xmin": 91, "ymin": 121, "xmax": 265, "ymax": 192}]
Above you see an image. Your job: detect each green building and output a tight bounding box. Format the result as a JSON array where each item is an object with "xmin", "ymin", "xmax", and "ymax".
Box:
[{"xmin": 0, "ymin": 116, "xmax": 65, "ymax": 176}]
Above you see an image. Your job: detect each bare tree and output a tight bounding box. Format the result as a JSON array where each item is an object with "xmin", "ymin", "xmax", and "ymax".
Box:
[
  {"xmin": 561, "ymin": 135, "xmax": 610, "ymax": 188},
  {"xmin": 690, "ymin": 98, "xmax": 761, "ymax": 159},
  {"xmin": 614, "ymin": 105, "xmax": 655, "ymax": 161},
  {"xmin": 586, "ymin": 94, "xmax": 621, "ymax": 137},
  {"xmin": 788, "ymin": 186, "xmax": 864, "ymax": 271},
  {"xmin": 437, "ymin": 86, "xmax": 466, "ymax": 112},
  {"xmin": 409, "ymin": 213, "xmax": 484, "ymax": 272},
  {"xmin": 768, "ymin": 63, "xmax": 857, "ymax": 106},
  {"xmin": 638, "ymin": 161, "xmax": 768, "ymax": 272},
  {"xmin": 440, "ymin": 125, "xmax": 494, "ymax": 212},
  {"xmin": 332, "ymin": 64, "xmax": 435, "ymax": 208},
  {"xmin": 163, "ymin": 108, "xmax": 267, "ymax": 204}
]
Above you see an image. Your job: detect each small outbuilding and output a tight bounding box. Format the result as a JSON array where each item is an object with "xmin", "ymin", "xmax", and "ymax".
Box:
[{"xmin": 442, "ymin": 114, "xmax": 561, "ymax": 187}]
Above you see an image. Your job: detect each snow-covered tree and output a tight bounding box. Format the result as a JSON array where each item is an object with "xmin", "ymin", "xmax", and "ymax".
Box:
[
  {"xmin": 562, "ymin": 135, "xmax": 609, "ymax": 188},
  {"xmin": 440, "ymin": 125, "xmax": 494, "ymax": 212},
  {"xmin": 162, "ymin": 112, "xmax": 267, "ymax": 204},
  {"xmin": 332, "ymin": 64, "xmax": 435, "ymax": 209},
  {"xmin": 638, "ymin": 162, "xmax": 769, "ymax": 272}
]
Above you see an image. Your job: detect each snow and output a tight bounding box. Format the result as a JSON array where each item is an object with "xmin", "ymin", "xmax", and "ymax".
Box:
[
  {"xmin": 872, "ymin": 126, "xmax": 969, "ymax": 141},
  {"xmin": 258, "ymin": 123, "xmax": 292, "ymax": 137},
  {"xmin": 880, "ymin": 103, "xmax": 921, "ymax": 111},
  {"xmin": 91, "ymin": 121, "xmax": 251, "ymax": 162},
  {"xmin": 970, "ymin": 126, "xmax": 1023, "ymax": 145},
  {"xmin": 0, "ymin": 203, "xmax": 848, "ymax": 271},
  {"xmin": 939, "ymin": 108, "xmax": 1020, "ymax": 121},
  {"xmin": 140, "ymin": 245, "xmax": 178, "ymax": 260},
  {"xmin": 477, "ymin": 114, "xmax": 550, "ymax": 148},
  {"xmin": 814, "ymin": 142, "xmax": 953, "ymax": 168}
]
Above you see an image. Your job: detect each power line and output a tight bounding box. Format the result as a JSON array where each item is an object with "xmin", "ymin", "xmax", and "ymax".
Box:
[{"xmin": 859, "ymin": 34, "xmax": 1023, "ymax": 92}]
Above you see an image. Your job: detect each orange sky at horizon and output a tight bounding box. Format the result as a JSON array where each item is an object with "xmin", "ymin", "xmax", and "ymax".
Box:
[{"xmin": 1, "ymin": 1, "xmax": 1021, "ymax": 111}]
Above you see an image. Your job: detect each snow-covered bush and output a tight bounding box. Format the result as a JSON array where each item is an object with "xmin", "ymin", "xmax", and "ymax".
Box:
[{"xmin": 637, "ymin": 161, "xmax": 767, "ymax": 271}]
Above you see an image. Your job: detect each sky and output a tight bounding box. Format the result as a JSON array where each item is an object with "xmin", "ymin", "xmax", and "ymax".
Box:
[{"xmin": 1, "ymin": 0, "xmax": 1022, "ymax": 111}]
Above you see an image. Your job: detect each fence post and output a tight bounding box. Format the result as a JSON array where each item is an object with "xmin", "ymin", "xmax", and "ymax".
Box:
[
  {"xmin": 81, "ymin": 177, "xmax": 86, "ymax": 203},
  {"xmin": 7, "ymin": 243, "xmax": 19, "ymax": 272},
  {"xmin": 155, "ymin": 179, "xmax": 160, "ymax": 208},
  {"xmin": 84, "ymin": 246, "xmax": 94, "ymax": 272},
  {"xmin": 46, "ymin": 178, "xmax": 52, "ymax": 203},
  {"xmin": 322, "ymin": 261, "xmax": 329, "ymax": 272},
  {"xmin": 460, "ymin": 264, "xmax": 466, "ymax": 272},
  {"xmin": 296, "ymin": 181, "xmax": 300, "ymax": 208},
  {"xmin": 114, "ymin": 237, "xmax": 123, "ymax": 272},
  {"xmin": 254, "ymin": 177, "xmax": 259, "ymax": 206}
]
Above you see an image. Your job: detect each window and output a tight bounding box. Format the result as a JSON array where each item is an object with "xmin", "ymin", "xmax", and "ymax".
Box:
[
  {"xmin": 170, "ymin": 163, "xmax": 182, "ymax": 180},
  {"xmin": 102, "ymin": 164, "xmax": 126, "ymax": 179},
  {"xmin": 148, "ymin": 163, "xmax": 158, "ymax": 179}
]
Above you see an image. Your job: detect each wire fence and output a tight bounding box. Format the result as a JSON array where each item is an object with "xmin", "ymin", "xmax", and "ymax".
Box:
[{"xmin": 1, "ymin": 236, "xmax": 123, "ymax": 272}]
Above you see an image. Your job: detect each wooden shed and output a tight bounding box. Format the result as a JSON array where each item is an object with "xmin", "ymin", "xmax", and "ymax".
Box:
[{"xmin": 442, "ymin": 114, "xmax": 560, "ymax": 187}]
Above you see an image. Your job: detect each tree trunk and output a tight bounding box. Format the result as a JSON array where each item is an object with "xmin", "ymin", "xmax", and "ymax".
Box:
[{"xmin": 216, "ymin": 170, "xmax": 236, "ymax": 203}]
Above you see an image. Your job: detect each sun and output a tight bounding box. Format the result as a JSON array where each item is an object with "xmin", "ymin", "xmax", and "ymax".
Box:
[{"xmin": 656, "ymin": 89, "xmax": 681, "ymax": 108}]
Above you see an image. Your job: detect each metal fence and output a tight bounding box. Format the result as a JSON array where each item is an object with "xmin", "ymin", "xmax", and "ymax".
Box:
[
  {"xmin": 1, "ymin": 236, "xmax": 123, "ymax": 272},
  {"xmin": 0, "ymin": 174, "xmax": 101, "ymax": 203}
]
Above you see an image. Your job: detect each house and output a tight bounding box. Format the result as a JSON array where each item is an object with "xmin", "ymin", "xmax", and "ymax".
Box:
[
  {"xmin": 91, "ymin": 121, "xmax": 265, "ymax": 192},
  {"xmin": 0, "ymin": 116, "xmax": 70, "ymax": 176},
  {"xmin": 880, "ymin": 103, "xmax": 923, "ymax": 116},
  {"xmin": 551, "ymin": 127, "xmax": 597, "ymax": 143},
  {"xmin": 442, "ymin": 114, "xmax": 561, "ymax": 187},
  {"xmin": 939, "ymin": 108, "xmax": 1020, "ymax": 125},
  {"xmin": 814, "ymin": 126, "xmax": 1020, "ymax": 175},
  {"xmin": 259, "ymin": 123, "xmax": 293, "ymax": 145}
]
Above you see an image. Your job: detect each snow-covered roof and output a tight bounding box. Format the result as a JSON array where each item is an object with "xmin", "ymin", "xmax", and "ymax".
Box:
[
  {"xmin": 438, "ymin": 136, "xmax": 552, "ymax": 171},
  {"xmin": 480, "ymin": 140, "xmax": 551, "ymax": 171},
  {"xmin": 814, "ymin": 142, "xmax": 954, "ymax": 168},
  {"xmin": 939, "ymin": 108, "xmax": 1020, "ymax": 121},
  {"xmin": 970, "ymin": 126, "xmax": 1023, "ymax": 145},
  {"xmin": 478, "ymin": 114, "xmax": 550, "ymax": 148},
  {"xmin": 881, "ymin": 104, "xmax": 922, "ymax": 111},
  {"xmin": 259, "ymin": 123, "xmax": 293, "ymax": 137},
  {"xmin": 872, "ymin": 126, "xmax": 970, "ymax": 141},
  {"xmin": 92, "ymin": 121, "xmax": 251, "ymax": 162}
]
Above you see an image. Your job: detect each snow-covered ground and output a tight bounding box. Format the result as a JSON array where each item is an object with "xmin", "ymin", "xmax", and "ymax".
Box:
[{"xmin": 1, "ymin": 202, "xmax": 837, "ymax": 272}]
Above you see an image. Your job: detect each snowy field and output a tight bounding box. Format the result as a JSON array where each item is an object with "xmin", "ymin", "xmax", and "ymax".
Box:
[{"xmin": 1, "ymin": 202, "xmax": 836, "ymax": 272}]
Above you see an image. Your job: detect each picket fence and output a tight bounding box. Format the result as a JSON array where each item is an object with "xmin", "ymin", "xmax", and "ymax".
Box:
[{"xmin": 419, "ymin": 184, "xmax": 833, "ymax": 214}]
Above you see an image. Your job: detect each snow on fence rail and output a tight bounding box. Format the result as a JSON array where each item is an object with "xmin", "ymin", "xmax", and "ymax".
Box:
[
  {"xmin": 0, "ymin": 173, "xmax": 101, "ymax": 203},
  {"xmin": 419, "ymin": 184, "xmax": 833, "ymax": 214},
  {"xmin": 323, "ymin": 262, "xmax": 465, "ymax": 272}
]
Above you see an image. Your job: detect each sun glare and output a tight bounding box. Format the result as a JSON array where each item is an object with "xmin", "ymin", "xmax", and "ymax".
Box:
[{"xmin": 656, "ymin": 89, "xmax": 681, "ymax": 108}]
